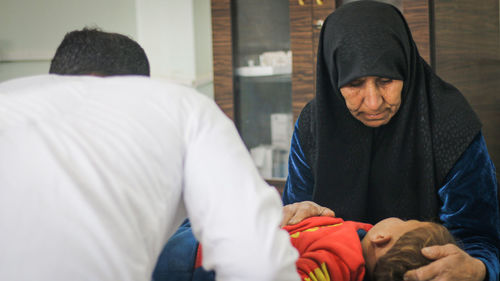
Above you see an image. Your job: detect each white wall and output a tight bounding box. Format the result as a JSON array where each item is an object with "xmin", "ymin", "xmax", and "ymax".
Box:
[
  {"xmin": 193, "ymin": 0, "xmax": 214, "ymax": 97},
  {"xmin": 0, "ymin": 0, "xmax": 214, "ymax": 97},
  {"xmin": 0, "ymin": 0, "xmax": 137, "ymax": 81},
  {"xmin": 135, "ymin": 0, "xmax": 213, "ymax": 97}
]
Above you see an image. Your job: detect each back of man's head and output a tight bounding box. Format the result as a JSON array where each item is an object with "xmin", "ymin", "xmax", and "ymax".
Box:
[{"xmin": 49, "ymin": 28, "xmax": 150, "ymax": 76}]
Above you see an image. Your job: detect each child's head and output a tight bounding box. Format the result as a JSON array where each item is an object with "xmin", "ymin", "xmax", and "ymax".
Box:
[{"xmin": 361, "ymin": 217, "xmax": 457, "ymax": 281}]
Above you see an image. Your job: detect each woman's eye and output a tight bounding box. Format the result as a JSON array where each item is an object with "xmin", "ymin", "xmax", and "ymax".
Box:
[
  {"xmin": 348, "ymin": 80, "xmax": 363, "ymax": 87},
  {"xmin": 378, "ymin": 78, "xmax": 393, "ymax": 85}
]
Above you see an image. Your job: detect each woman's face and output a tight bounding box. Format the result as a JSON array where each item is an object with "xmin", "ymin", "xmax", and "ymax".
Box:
[{"xmin": 339, "ymin": 76, "xmax": 403, "ymax": 127}]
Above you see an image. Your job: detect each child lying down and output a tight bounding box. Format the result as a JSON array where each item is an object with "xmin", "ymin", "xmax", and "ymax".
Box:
[{"xmin": 154, "ymin": 216, "xmax": 457, "ymax": 281}]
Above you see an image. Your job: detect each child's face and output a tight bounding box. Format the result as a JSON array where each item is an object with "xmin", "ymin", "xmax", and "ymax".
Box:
[{"xmin": 361, "ymin": 217, "xmax": 429, "ymax": 278}]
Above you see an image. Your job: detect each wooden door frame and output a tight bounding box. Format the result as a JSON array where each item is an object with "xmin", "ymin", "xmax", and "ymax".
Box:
[{"xmin": 211, "ymin": 0, "xmax": 235, "ymax": 120}]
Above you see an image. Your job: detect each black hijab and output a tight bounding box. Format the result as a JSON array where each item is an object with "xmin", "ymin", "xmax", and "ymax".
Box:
[{"xmin": 301, "ymin": 1, "xmax": 481, "ymax": 224}]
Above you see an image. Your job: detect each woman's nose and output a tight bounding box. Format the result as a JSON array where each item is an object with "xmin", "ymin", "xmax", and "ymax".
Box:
[{"xmin": 363, "ymin": 83, "xmax": 383, "ymax": 110}]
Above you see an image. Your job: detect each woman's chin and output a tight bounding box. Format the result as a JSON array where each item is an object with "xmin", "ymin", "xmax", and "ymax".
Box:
[{"xmin": 360, "ymin": 118, "xmax": 389, "ymax": 127}]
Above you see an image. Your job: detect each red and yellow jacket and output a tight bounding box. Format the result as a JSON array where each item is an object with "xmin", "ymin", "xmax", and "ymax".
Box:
[
  {"xmin": 195, "ymin": 216, "xmax": 372, "ymax": 281},
  {"xmin": 283, "ymin": 216, "xmax": 372, "ymax": 281}
]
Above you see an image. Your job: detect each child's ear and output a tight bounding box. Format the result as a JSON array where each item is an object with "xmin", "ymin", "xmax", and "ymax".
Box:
[{"xmin": 370, "ymin": 233, "xmax": 392, "ymax": 247}]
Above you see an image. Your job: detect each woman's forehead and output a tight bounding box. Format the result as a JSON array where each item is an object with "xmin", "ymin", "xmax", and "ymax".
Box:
[{"xmin": 322, "ymin": 7, "xmax": 409, "ymax": 87}]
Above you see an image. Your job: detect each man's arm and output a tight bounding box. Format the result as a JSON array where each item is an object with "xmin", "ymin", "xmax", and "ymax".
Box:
[{"xmin": 182, "ymin": 95, "xmax": 300, "ymax": 281}]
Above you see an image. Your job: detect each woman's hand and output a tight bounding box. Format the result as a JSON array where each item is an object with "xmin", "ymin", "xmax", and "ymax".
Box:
[
  {"xmin": 280, "ymin": 201, "xmax": 335, "ymax": 227},
  {"xmin": 404, "ymin": 244, "xmax": 486, "ymax": 281}
]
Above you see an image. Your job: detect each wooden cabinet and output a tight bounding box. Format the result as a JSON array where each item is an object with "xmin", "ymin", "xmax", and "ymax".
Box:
[
  {"xmin": 433, "ymin": 0, "xmax": 500, "ymax": 187},
  {"xmin": 289, "ymin": 0, "xmax": 334, "ymax": 120},
  {"xmin": 211, "ymin": 0, "xmax": 293, "ymax": 193},
  {"xmin": 211, "ymin": 0, "xmax": 500, "ymax": 189},
  {"xmin": 211, "ymin": 0, "xmax": 234, "ymax": 120}
]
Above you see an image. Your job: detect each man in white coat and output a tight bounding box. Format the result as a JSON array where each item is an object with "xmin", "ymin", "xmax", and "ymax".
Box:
[{"xmin": 0, "ymin": 75, "xmax": 300, "ymax": 281}]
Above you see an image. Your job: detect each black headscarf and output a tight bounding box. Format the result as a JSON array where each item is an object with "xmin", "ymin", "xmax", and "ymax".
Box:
[{"xmin": 301, "ymin": 1, "xmax": 481, "ymax": 224}]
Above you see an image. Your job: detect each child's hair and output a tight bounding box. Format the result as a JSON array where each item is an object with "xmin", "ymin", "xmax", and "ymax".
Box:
[{"xmin": 373, "ymin": 222, "xmax": 457, "ymax": 281}]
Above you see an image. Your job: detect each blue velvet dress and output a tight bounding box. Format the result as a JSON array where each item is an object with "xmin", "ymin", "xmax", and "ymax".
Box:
[{"xmin": 283, "ymin": 120, "xmax": 500, "ymax": 281}]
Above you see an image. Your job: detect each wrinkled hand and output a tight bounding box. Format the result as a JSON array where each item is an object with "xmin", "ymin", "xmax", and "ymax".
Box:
[
  {"xmin": 280, "ymin": 201, "xmax": 335, "ymax": 227},
  {"xmin": 404, "ymin": 244, "xmax": 486, "ymax": 281}
]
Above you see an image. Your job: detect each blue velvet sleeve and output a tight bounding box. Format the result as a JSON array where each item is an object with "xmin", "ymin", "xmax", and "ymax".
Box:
[
  {"xmin": 282, "ymin": 119, "xmax": 314, "ymax": 205},
  {"xmin": 152, "ymin": 219, "xmax": 215, "ymax": 281},
  {"xmin": 439, "ymin": 132, "xmax": 500, "ymax": 281}
]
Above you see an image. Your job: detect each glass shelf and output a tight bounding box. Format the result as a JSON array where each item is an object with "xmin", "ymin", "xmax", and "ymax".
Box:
[{"xmin": 232, "ymin": 0, "xmax": 292, "ymax": 180}]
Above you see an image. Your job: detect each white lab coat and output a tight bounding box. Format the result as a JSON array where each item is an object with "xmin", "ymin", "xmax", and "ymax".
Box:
[{"xmin": 0, "ymin": 75, "xmax": 299, "ymax": 281}]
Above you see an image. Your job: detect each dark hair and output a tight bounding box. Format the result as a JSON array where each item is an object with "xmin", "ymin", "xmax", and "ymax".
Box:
[
  {"xmin": 373, "ymin": 223, "xmax": 458, "ymax": 281},
  {"xmin": 49, "ymin": 28, "xmax": 150, "ymax": 76}
]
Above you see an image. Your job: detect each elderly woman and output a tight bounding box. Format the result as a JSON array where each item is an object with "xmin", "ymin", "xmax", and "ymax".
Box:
[{"xmin": 282, "ymin": 1, "xmax": 499, "ymax": 281}]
